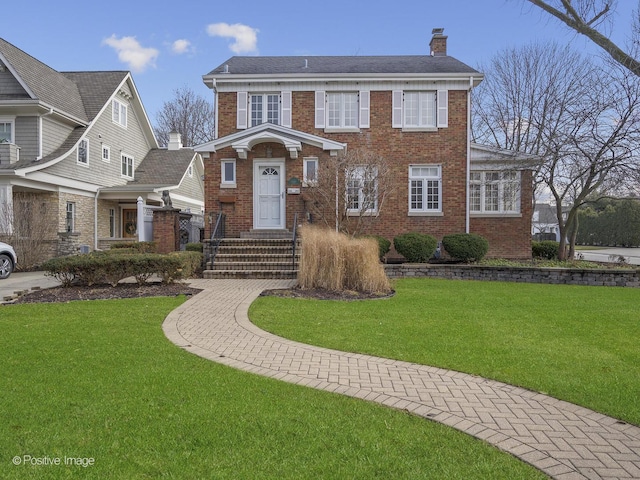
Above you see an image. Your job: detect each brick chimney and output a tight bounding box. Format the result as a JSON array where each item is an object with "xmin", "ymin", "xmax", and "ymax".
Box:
[{"xmin": 429, "ymin": 28, "xmax": 447, "ymax": 56}]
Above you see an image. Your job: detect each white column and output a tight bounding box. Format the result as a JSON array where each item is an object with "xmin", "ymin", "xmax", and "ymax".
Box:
[
  {"xmin": 136, "ymin": 196, "xmax": 145, "ymax": 241},
  {"xmin": 0, "ymin": 184, "xmax": 13, "ymax": 235}
]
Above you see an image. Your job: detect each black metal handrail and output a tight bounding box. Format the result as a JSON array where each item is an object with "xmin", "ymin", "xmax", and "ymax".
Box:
[
  {"xmin": 210, "ymin": 212, "xmax": 226, "ymax": 265},
  {"xmin": 291, "ymin": 212, "xmax": 299, "ymax": 271}
]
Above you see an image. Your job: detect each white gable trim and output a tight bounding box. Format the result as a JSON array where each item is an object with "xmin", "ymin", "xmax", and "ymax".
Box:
[{"xmin": 194, "ymin": 123, "xmax": 346, "ymax": 158}]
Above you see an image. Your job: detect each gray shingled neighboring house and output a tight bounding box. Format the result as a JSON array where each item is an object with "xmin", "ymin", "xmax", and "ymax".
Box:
[{"xmin": 0, "ymin": 38, "xmax": 204, "ymax": 264}]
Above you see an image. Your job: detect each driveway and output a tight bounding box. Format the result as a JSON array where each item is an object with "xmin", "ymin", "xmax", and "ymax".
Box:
[
  {"xmin": 0, "ymin": 271, "xmax": 60, "ymax": 303},
  {"xmin": 577, "ymin": 247, "xmax": 640, "ymax": 266}
]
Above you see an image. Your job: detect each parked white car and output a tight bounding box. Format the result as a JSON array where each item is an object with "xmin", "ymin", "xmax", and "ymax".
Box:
[{"xmin": 0, "ymin": 242, "xmax": 17, "ymax": 279}]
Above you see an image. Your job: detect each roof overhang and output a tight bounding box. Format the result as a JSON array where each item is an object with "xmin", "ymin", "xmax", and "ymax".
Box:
[
  {"xmin": 470, "ymin": 143, "xmax": 541, "ymax": 170},
  {"xmin": 194, "ymin": 123, "xmax": 347, "ymax": 158}
]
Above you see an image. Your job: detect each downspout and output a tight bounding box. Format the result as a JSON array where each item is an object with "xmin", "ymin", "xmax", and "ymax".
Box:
[
  {"xmin": 94, "ymin": 187, "xmax": 102, "ymax": 250},
  {"xmin": 466, "ymin": 77, "xmax": 473, "ymax": 234}
]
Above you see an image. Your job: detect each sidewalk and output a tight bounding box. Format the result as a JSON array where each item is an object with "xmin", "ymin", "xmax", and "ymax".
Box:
[{"xmin": 164, "ymin": 279, "xmax": 640, "ymax": 480}]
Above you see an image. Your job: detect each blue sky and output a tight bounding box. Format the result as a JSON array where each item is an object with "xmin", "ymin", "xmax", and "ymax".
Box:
[{"xmin": 3, "ymin": 0, "xmax": 636, "ymax": 122}]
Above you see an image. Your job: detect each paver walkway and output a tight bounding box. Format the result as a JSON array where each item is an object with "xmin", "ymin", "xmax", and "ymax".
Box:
[{"xmin": 163, "ymin": 279, "xmax": 640, "ymax": 480}]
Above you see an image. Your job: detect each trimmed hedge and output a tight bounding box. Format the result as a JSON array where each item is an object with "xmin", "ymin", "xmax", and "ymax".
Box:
[
  {"xmin": 185, "ymin": 242, "xmax": 204, "ymax": 252},
  {"xmin": 42, "ymin": 251, "xmax": 202, "ymax": 287},
  {"xmin": 532, "ymin": 240, "xmax": 560, "ymax": 260},
  {"xmin": 393, "ymin": 233, "xmax": 437, "ymax": 263},
  {"xmin": 109, "ymin": 241, "xmax": 157, "ymax": 253},
  {"xmin": 442, "ymin": 233, "xmax": 489, "ymax": 263}
]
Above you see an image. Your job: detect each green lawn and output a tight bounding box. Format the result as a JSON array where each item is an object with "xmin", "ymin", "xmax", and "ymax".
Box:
[
  {"xmin": 251, "ymin": 278, "xmax": 640, "ymax": 426},
  {"xmin": 0, "ymin": 297, "xmax": 544, "ymax": 479}
]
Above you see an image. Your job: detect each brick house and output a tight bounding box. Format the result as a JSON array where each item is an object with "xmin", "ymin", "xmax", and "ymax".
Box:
[{"xmin": 195, "ymin": 29, "xmax": 533, "ymax": 260}]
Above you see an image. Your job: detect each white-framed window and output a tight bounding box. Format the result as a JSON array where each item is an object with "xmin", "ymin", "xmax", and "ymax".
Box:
[
  {"xmin": 303, "ymin": 157, "xmax": 318, "ymax": 186},
  {"xmin": 221, "ymin": 159, "xmax": 236, "ymax": 186},
  {"xmin": 346, "ymin": 166, "xmax": 378, "ymax": 214},
  {"xmin": 237, "ymin": 91, "xmax": 291, "ymax": 129},
  {"xmin": 392, "ymin": 90, "xmax": 448, "ymax": 129},
  {"xmin": 404, "ymin": 92, "xmax": 436, "ymax": 128},
  {"xmin": 187, "ymin": 164, "xmax": 193, "ymax": 177},
  {"xmin": 102, "ymin": 145, "xmax": 110, "ymax": 162},
  {"xmin": 250, "ymin": 93, "xmax": 280, "ymax": 127},
  {"xmin": 112, "ymin": 99, "xmax": 128, "ymax": 128},
  {"xmin": 66, "ymin": 202, "xmax": 75, "ymax": 232},
  {"xmin": 0, "ymin": 118, "xmax": 14, "ymax": 143},
  {"xmin": 77, "ymin": 139, "xmax": 89, "ymax": 165},
  {"xmin": 315, "ymin": 91, "xmax": 369, "ymax": 130},
  {"xmin": 409, "ymin": 165, "xmax": 441, "ymax": 213},
  {"xmin": 121, "ymin": 153, "xmax": 134, "ymax": 179},
  {"xmin": 470, "ymin": 171, "xmax": 521, "ymax": 214},
  {"xmin": 327, "ymin": 92, "xmax": 358, "ymax": 128},
  {"xmin": 109, "ymin": 208, "xmax": 116, "ymax": 237}
]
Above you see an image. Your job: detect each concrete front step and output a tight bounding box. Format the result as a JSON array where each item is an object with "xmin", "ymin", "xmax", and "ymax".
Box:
[
  {"xmin": 240, "ymin": 229, "xmax": 295, "ymax": 239},
  {"xmin": 203, "ymin": 269, "xmax": 298, "ymax": 280},
  {"xmin": 209, "ymin": 261, "xmax": 297, "ymax": 271}
]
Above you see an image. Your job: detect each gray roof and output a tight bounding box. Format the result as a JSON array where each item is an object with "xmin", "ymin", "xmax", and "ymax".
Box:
[
  {"xmin": 0, "ymin": 38, "xmax": 88, "ymax": 121},
  {"xmin": 62, "ymin": 71, "xmax": 128, "ymax": 120},
  {"xmin": 131, "ymin": 148, "xmax": 197, "ymax": 187},
  {"xmin": 207, "ymin": 55, "xmax": 480, "ymax": 76}
]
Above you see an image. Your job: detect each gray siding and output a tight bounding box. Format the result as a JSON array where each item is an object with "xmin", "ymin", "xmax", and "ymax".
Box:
[
  {"xmin": 175, "ymin": 160, "xmax": 204, "ymax": 200},
  {"xmin": 42, "ymin": 117, "xmax": 74, "ymax": 156},
  {"xmin": 43, "ymin": 85, "xmax": 153, "ymax": 187},
  {"xmin": 14, "ymin": 116, "xmax": 38, "ymax": 161},
  {"xmin": 0, "ymin": 67, "xmax": 28, "ymax": 97}
]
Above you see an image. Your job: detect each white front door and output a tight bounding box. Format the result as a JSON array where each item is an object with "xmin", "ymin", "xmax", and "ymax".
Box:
[{"xmin": 254, "ymin": 160, "xmax": 285, "ymax": 229}]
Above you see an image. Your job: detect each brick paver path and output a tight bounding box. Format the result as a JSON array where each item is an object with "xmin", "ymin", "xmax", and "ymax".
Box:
[{"xmin": 163, "ymin": 280, "xmax": 640, "ymax": 480}]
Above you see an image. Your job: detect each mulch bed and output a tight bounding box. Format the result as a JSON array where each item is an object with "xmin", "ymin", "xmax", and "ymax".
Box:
[
  {"xmin": 10, "ymin": 283, "xmax": 203, "ymax": 304},
  {"xmin": 9, "ymin": 282, "xmax": 394, "ymax": 304}
]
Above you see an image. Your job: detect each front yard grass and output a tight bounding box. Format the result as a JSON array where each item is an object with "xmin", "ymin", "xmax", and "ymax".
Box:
[
  {"xmin": 0, "ymin": 297, "xmax": 543, "ymax": 479},
  {"xmin": 251, "ymin": 278, "xmax": 640, "ymax": 426}
]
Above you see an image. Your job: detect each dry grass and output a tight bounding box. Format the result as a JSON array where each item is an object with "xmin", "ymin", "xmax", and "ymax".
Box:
[{"xmin": 298, "ymin": 226, "xmax": 391, "ymax": 294}]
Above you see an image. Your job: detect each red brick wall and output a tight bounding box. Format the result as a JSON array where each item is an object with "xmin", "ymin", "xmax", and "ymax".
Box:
[
  {"xmin": 204, "ymin": 89, "xmax": 532, "ymax": 259},
  {"xmin": 153, "ymin": 209, "xmax": 180, "ymax": 253}
]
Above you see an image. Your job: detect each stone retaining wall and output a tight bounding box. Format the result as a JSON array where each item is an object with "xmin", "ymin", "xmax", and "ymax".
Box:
[{"xmin": 384, "ymin": 264, "xmax": 640, "ymax": 287}]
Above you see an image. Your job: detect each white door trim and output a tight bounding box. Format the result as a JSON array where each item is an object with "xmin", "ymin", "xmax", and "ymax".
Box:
[{"xmin": 253, "ymin": 159, "xmax": 286, "ymax": 229}]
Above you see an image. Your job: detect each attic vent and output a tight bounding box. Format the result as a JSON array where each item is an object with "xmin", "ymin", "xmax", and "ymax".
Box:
[
  {"xmin": 304, "ymin": 59, "xmax": 308, "ymax": 68},
  {"xmin": 223, "ymin": 64, "xmax": 230, "ymax": 73}
]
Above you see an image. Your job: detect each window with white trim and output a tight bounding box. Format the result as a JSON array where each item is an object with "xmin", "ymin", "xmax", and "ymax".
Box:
[
  {"xmin": 409, "ymin": 165, "xmax": 441, "ymax": 213},
  {"xmin": 112, "ymin": 99, "xmax": 128, "ymax": 128},
  {"xmin": 109, "ymin": 208, "xmax": 116, "ymax": 237},
  {"xmin": 237, "ymin": 91, "xmax": 291, "ymax": 129},
  {"xmin": 121, "ymin": 154, "xmax": 134, "ymax": 179},
  {"xmin": 102, "ymin": 145, "xmax": 110, "ymax": 162},
  {"xmin": 315, "ymin": 91, "xmax": 370, "ymax": 129},
  {"xmin": 187, "ymin": 164, "xmax": 193, "ymax": 177},
  {"xmin": 303, "ymin": 157, "xmax": 318, "ymax": 186},
  {"xmin": 66, "ymin": 202, "xmax": 75, "ymax": 232},
  {"xmin": 77, "ymin": 139, "xmax": 89, "ymax": 165},
  {"xmin": 392, "ymin": 90, "xmax": 448, "ymax": 129},
  {"xmin": 0, "ymin": 119, "xmax": 14, "ymax": 143},
  {"xmin": 327, "ymin": 92, "xmax": 358, "ymax": 128},
  {"xmin": 251, "ymin": 93, "xmax": 280, "ymax": 127},
  {"xmin": 346, "ymin": 166, "xmax": 378, "ymax": 214},
  {"xmin": 470, "ymin": 171, "xmax": 520, "ymax": 214},
  {"xmin": 221, "ymin": 159, "xmax": 236, "ymax": 186}
]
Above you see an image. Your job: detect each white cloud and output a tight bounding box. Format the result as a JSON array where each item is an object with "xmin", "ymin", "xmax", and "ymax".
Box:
[
  {"xmin": 206, "ymin": 23, "xmax": 258, "ymax": 54},
  {"xmin": 172, "ymin": 39, "xmax": 191, "ymax": 55},
  {"xmin": 102, "ymin": 35, "xmax": 159, "ymax": 73}
]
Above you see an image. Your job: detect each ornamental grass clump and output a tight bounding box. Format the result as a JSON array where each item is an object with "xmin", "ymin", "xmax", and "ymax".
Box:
[{"xmin": 298, "ymin": 226, "xmax": 391, "ymax": 294}]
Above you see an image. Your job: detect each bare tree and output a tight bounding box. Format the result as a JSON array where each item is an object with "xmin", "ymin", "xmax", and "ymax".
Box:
[
  {"xmin": 525, "ymin": 0, "xmax": 640, "ymax": 76},
  {"xmin": 474, "ymin": 42, "xmax": 640, "ymax": 259},
  {"xmin": 0, "ymin": 193, "xmax": 57, "ymax": 269},
  {"xmin": 303, "ymin": 149, "xmax": 398, "ymax": 236},
  {"xmin": 154, "ymin": 86, "xmax": 215, "ymax": 147}
]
